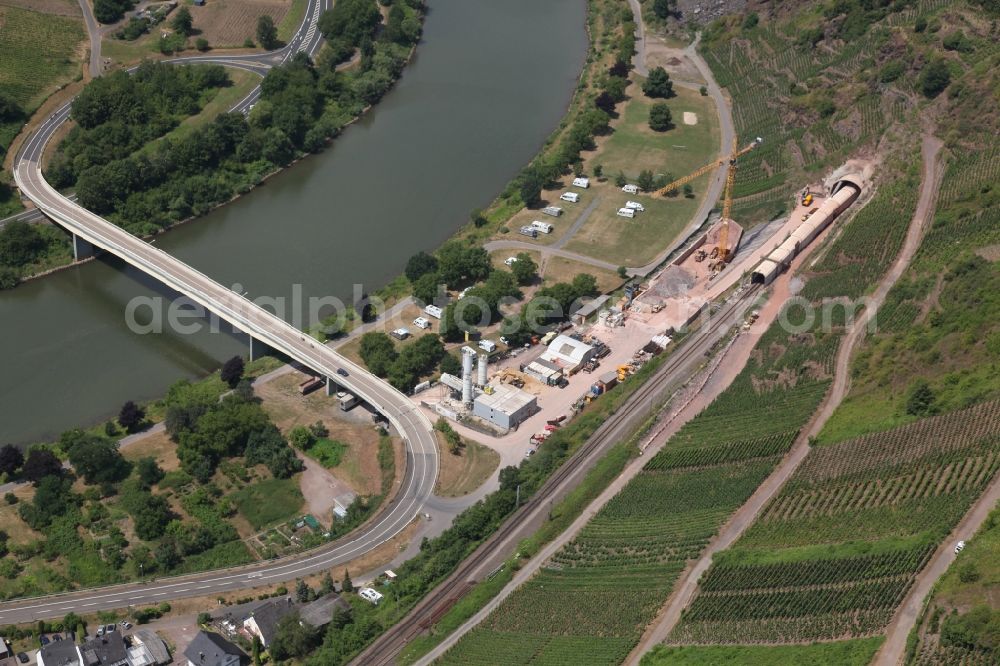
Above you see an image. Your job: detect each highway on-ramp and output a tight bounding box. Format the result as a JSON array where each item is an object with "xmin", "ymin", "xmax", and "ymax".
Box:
[{"xmin": 2, "ymin": 0, "xmax": 441, "ymax": 624}]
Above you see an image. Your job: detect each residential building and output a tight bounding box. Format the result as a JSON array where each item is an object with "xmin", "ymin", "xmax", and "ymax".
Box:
[
  {"xmin": 37, "ymin": 641, "xmax": 82, "ymax": 666},
  {"xmin": 129, "ymin": 631, "xmax": 170, "ymax": 666},
  {"xmin": 299, "ymin": 593, "xmax": 351, "ymax": 629},
  {"xmin": 242, "ymin": 597, "xmax": 295, "ymax": 647},
  {"xmin": 80, "ymin": 631, "xmax": 128, "ymax": 666},
  {"xmin": 183, "ymin": 631, "xmax": 244, "ymax": 666}
]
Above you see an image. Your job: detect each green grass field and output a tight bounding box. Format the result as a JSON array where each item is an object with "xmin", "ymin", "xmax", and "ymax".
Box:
[
  {"xmin": 307, "ymin": 438, "xmax": 348, "ymax": 468},
  {"xmin": 231, "ymin": 477, "xmax": 305, "ymax": 529},
  {"xmin": 641, "ymin": 638, "xmax": 884, "ymax": 666}
]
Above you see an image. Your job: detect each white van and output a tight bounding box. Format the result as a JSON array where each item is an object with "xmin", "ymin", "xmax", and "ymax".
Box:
[
  {"xmin": 560, "ymin": 192, "xmax": 580, "ymax": 203},
  {"xmin": 359, "ymin": 588, "xmax": 384, "ymax": 605},
  {"xmin": 424, "ymin": 304, "xmax": 443, "ymax": 319},
  {"xmin": 622, "ymin": 184, "xmax": 639, "ymax": 194},
  {"xmin": 617, "ymin": 207, "xmax": 636, "ymax": 219},
  {"xmin": 572, "ymin": 177, "xmax": 590, "ymax": 189},
  {"xmin": 625, "ymin": 201, "xmax": 645, "ymax": 212},
  {"xmin": 478, "ymin": 339, "xmax": 497, "ymax": 353},
  {"xmin": 413, "ymin": 316, "xmax": 431, "ymax": 329},
  {"xmin": 504, "ymin": 256, "xmax": 518, "ymax": 266},
  {"xmin": 531, "ymin": 220, "xmax": 554, "ymax": 234}
]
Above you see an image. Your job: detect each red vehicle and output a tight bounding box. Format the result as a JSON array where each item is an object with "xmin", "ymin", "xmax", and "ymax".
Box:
[{"xmin": 544, "ymin": 424, "xmax": 559, "ymax": 432}]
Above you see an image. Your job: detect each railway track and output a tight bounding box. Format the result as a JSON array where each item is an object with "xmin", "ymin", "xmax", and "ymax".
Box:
[{"xmin": 353, "ymin": 284, "xmax": 762, "ymax": 665}]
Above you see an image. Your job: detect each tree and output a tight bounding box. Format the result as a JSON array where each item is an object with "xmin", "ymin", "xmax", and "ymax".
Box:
[
  {"xmin": 359, "ymin": 332, "xmax": 398, "ymax": 377},
  {"xmin": 919, "ymin": 59, "xmax": 951, "ymax": 98},
  {"xmin": 220, "ymin": 356, "xmax": 245, "ymax": 388},
  {"xmin": 63, "ymin": 432, "xmax": 132, "ymax": 485},
  {"xmin": 252, "ymin": 636, "xmax": 262, "ymax": 666},
  {"xmin": 118, "ymin": 400, "xmax": 146, "ymax": 433},
  {"xmin": 93, "ymin": 0, "xmax": 134, "ymax": 24},
  {"xmin": 649, "ymin": 102, "xmax": 673, "ymax": 131},
  {"xmin": 0, "ymin": 92, "xmax": 22, "ymax": 122},
  {"xmin": 171, "ymin": 6, "xmax": 193, "ymax": 36},
  {"xmin": 197, "ymin": 612, "xmax": 212, "ymax": 625},
  {"xmin": 682, "ymin": 183, "xmax": 694, "ymax": 198},
  {"xmin": 517, "ymin": 166, "xmax": 545, "ymax": 208},
  {"xmin": 21, "ymin": 448, "xmax": 63, "ymax": 485},
  {"xmin": 510, "ymin": 252, "xmax": 538, "ymax": 285},
  {"xmin": 642, "ymin": 67, "xmax": 674, "ymax": 98},
  {"xmin": 412, "ymin": 272, "xmax": 441, "ymax": 305},
  {"xmin": 296, "ymin": 579, "xmax": 312, "ymax": 602},
  {"xmin": 195, "ymin": 37, "xmax": 209, "ymax": 51},
  {"xmin": 269, "ymin": 612, "xmax": 321, "ymax": 660},
  {"xmin": 342, "ymin": 569, "xmax": 353, "ymax": 592},
  {"xmin": 615, "ymin": 171, "xmax": 627, "ymax": 187},
  {"xmin": 0, "ymin": 445, "xmax": 24, "ymax": 477},
  {"xmin": 405, "ymin": 251, "xmax": 438, "ymax": 282},
  {"xmin": 617, "ymin": 266, "xmax": 628, "ymax": 279},
  {"xmin": 436, "ymin": 241, "xmax": 492, "ymax": 288},
  {"xmin": 136, "ymin": 457, "xmax": 164, "ymax": 488},
  {"xmin": 906, "ymin": 379, "xmax": 936, "ymax": 416},
  {"xmin": 637, "ymin": 169, "xmax": 655, "ymax": 192},
  {"xmin": 0, "ymin": 221, "xmax": 45, "ymax": 267},
  {"xmin": 652, "ymin": 0, "xmax": 675, "ymax": 19},
  {"xmin": 439, "ymin": 352, "xmax": 461, "ymax": 376},
  {"xmin": 256, "ymin": 15, "xmax": 279, "ymax": 50}
]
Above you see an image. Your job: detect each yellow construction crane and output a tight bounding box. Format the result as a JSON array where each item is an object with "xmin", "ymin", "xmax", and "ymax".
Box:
[
  {"xmin": 653, "ymin": 136, "xmax": 762, "ymax": 199},
  {"xmin": 655, "ymin": 136, "xmax": 763, "ymax": 265}
]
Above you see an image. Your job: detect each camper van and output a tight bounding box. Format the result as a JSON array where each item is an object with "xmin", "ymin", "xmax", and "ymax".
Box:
[
  {"xmin": 624, "ymin": 201, "xmax": 645, "ymax": 212},
  {"xmin": 478, "ymin": 339, "xmax": 497, "ymax": 353},
  {"xmin": 519, "ymin": 225, "xmax": 538, "ymax": 238},
  {"xmin": 424, "ymin": 304, "xmax": 443, "ymax": 319},
  {"xmin": 413, "ymin": 316, "xmax": 431, "ymax": 329},
  {"xmin": 622, "ymin": 184, "xmax": 639, "ymax": 194},
  {"xmin": 504, "ymin": 256, "xmax": 518, "ymax": 266},
  {"xmin": 572, "ymin": 177, "xmax": 590, "ymax": 189},
  {"xmin": 560, "ymin": 192, "xmax": 580, "ymax": 203},
  {"xmin": 390, "ymin": 328, "xmax": 410, "ymax": 340},
  {"xmin": 541, "ymin": 206, "xmax": 563, "ymax": 217},
  {"xmin": 531, "ymin": 220, "xmax": 554, "ymax": 234},
  {"xmin": 617, "ymin": 207, "xmax": 636, "ymax": 219}
]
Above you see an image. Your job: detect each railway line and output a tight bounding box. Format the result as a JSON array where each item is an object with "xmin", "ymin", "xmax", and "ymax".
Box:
[{"xmin": 353, "ymin": 284, "xmax": 762, "ymax": 665}]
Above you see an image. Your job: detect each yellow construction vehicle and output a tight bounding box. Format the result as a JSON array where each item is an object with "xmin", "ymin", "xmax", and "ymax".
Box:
[
  {"xmin": 656, "ymin": 136, "xmax": 763, "ymax": 266},
  {"xmin": 801, "ymin": 189, "xmax": 813, "ymax": 206},
  {"xmin": 617, "ymin": 364, "xmax": 630, "ymax": 382}
]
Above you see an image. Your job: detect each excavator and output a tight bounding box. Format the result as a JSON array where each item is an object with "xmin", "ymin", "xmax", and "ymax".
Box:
[{"xmin": 654, "ymin": 136, "xmax": 763, "ymax": 269}]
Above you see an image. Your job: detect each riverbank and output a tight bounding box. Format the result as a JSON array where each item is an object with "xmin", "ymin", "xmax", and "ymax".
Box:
[{"xmin": 1, "ymin": 3, "xmax": 425, "ymax": 290}]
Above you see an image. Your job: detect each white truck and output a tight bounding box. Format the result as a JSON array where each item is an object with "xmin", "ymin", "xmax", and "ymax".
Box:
[
  {"xmin": 560, "ymin": 192, "xmax": 580, "ymax": 203},
  {"xmin": 478, "ymin": 339, "xmax": 497, "ymax": 353},
  {"xmin": 531, "ymin": 220, "xmax": 554, "ymax": 234},
  {"xmin": 617, "ymin": 207, "xmax": 636, "ymax": 218},
  {"xmin": 413, "ymin": 316, "xmax": 431, "ymax": 329}
]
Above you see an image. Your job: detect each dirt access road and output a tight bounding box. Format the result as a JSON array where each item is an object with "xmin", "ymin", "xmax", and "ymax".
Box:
[{"xmin": 627, "ymin": 135, "xmax": 945, "ymax": 661}]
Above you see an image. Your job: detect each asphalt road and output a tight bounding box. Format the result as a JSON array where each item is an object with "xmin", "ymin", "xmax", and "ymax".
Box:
[{"xmin": 1, "ymin": 0, "xmax": 443, "ymax": 624}]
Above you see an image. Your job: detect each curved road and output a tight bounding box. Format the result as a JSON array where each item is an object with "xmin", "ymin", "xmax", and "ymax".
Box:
[{"xmin": 1, "ymin": 0, "xmax": 442, "ymax": 625}]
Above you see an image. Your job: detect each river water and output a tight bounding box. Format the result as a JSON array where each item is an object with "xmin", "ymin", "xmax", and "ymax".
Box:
[{"xmin": 0, "ymin": 0, "xmax": 588, "ymax": 445}]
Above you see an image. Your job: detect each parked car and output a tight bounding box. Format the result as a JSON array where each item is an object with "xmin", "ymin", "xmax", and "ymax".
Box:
[
  {"xmin": 40, "ymin": 635, "xmax": 50, "ymax": 645},
  {"xmin": 17, "ymin": 652, "xmax": 29, "ymax": 664},
  {"xmin": 121, "ymin": 621, "xmax": 133, "ymax": 630},
  {"xmin": 52, "ymin": 635, "xmax": 62, "ymax": 642},
  {"xmin": 955, "ymin": 540, "xmax": 966, "ymax": 553},
  {"xmin": 104, "ymin": 624, "xmax": 116, "ymax": 634},
  {"xmin": 337, "ymin": 368, "xmax": 349, "ymax": 377}
]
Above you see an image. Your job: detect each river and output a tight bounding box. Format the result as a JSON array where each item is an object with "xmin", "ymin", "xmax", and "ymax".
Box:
[{"xmin": 0, "ymin": 0, "xmax": 589, "ymax": 445}]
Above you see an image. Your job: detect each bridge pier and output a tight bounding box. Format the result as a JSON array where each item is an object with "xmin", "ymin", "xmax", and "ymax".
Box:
[
  {"xmin": 326, "ymin": 377, "xmax": 338, "ymax": 397},
  {"xmin": 72, "ymin": 234, "xmax": 95, "ymax": 261},
  {"xmin": 249, "ymin": 336, "xmax": 272, "ymax": 362}
]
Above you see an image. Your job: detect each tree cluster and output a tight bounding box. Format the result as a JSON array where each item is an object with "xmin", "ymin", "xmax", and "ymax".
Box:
[
  {"xmin": 93, "ymin": 0, "xmax": 135, "ymax": 24},
  {"xmin": 60, "ymin": 429, "xmax": 132, "ymax": 486},
  {"xmin": 0, "ymin": 222, "xmax": 45, "ymax": 268},
  {"xmin": 502, "ymin": 274, "xmax": 598, "ymax": 346},
  {"xmin": 642, "ymin": 67, "xmax": 674, "ymax": 98},
  {"xmin": 47, "ymin": 1, "xmax": 423, "ymax": 236},
  {"xmin": 358, "ymin": 332, "xmax": 445, "ymax": 391}
]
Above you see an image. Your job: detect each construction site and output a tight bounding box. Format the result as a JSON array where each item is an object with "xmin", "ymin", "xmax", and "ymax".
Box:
[{"xmin": 414, "ymin": 133, "xmax": 867, "ymax": 458}]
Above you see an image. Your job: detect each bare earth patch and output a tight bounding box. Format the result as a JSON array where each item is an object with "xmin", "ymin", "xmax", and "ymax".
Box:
[
  {"xmin": 434, "ymin": 433, "xmax": 500, "ymax": 498},
  {"xmin": 683, "ymin": 111, "xmax": 698, "ymax": 125},
  {"xmin": 190, "ymin": 0, "xmax": 292, "ymax": 48},
  {"xmin": 121, "ymin": 429, "xmax": 181, "ymax": 472},
  {"xmin": 255, "ymin": 372, "xmax": 387, "ymax": 496},
  {"xmin": 975, "ymin": 244, "xmax": 1000, "ymax": 262}
]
